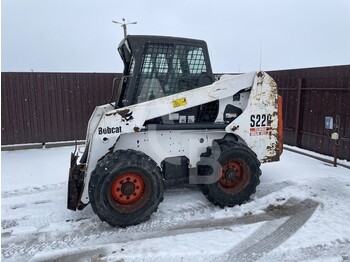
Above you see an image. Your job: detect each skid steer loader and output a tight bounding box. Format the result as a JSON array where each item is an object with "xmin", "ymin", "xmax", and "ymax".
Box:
[{"xmin": 67, "ymin": 35, "xmax": 283, "ymax": 227}]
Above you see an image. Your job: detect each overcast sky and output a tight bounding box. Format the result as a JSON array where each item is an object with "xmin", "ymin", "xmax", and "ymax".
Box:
[{"xmin": 2, "ymin": 0, "xmax": 350, "ymax": 73}]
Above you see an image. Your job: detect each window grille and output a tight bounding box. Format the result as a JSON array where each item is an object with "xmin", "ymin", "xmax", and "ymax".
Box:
[{"xmin": 130, "ymin": 43, "xmax": 208, "ymax": 104}]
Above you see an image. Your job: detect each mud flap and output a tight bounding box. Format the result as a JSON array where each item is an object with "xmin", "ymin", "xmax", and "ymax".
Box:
[{"xmin": 67, "ymin": 153, "xmax": 86, "ymax": 211}]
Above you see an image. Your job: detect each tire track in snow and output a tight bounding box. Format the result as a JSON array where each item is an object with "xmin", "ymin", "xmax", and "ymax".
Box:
[
  {"xmin": 2, "ymin": 199, "xmax": 319, "ymax": 261},
  {"xmin": 1, "ymin": 201, "xmax": 217, "ymax": 260},
  {"xmin": 1, "ymin": 183, "xmax": 66, "ymax": 198},
  {"xmin": 1, "ymin": 183, "xmax": 300, "ymax": 261},
  {"xmin": 260, "ymin": 239, "xmax": 350, "ymax": 261},
  {"xmin": 215, "ymin": 199, "xmax": 319, "ymax": 262}
]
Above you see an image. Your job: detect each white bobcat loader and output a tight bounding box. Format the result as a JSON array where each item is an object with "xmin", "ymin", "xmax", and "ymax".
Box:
[{"xmin": 67, "ymin": 35, "xmax": 283, "ymax": 227}]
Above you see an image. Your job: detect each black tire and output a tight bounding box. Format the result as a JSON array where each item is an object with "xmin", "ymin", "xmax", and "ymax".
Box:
[
  {"xmin": 89, "ymin": 149, "xmax": 164, "ymax": 227},
  {"xmin": 198, "ymin": 139, "xmax": 261, "ymax": 207}
]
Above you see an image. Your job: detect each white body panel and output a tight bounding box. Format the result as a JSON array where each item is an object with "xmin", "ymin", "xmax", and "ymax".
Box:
[
  {"xmin": 116, "ymin": 130, "xmax": 226, "ymax": 167},
  {"xmin": 79, "ymin": 71, "xmax": 279, "ymax": 204}
]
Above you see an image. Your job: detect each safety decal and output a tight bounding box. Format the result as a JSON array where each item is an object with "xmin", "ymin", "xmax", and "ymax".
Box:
[
  {"xmin": 250, "ymin": 127, "xmax": 272, "ymax": 136},
  {"xmin": 172, "ymin": 97, "xmax": 187, "ymax": 108}
]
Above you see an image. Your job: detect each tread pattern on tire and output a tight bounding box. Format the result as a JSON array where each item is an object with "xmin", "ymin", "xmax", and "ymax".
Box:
[
  {"xmin": 198, "ymin": 139, "xmax": 261, "ymax": 208},
  {"xmin": 89, "ymin": 149, "xmax": 165, "ymax": 227}
]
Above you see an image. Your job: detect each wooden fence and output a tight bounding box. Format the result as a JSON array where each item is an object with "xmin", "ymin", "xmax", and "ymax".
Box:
[
  {"xmin": 2, "ymin": 65, "xmax": 349, "ymax": 160},
  {"xmin": 269, "ymin": 66, "xmax": 349, "ymax": 161},
  {"xmin": 1, "ymin": 72, "xmax": 120, "ymax": 145}
]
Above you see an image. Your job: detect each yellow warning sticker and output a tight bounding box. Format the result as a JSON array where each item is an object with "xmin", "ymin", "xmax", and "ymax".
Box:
[{"xmin": 172, "ymin": 98, "xmax": 187, "ymax": 108}]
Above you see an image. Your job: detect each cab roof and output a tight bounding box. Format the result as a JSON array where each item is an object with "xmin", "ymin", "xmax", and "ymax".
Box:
[{"xmin": 118, "ymin": 35, "xmax": 208, "ymax": 50}]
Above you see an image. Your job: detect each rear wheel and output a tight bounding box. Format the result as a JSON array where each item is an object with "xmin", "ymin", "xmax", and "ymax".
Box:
[
  {"xmin": 89, "ymin": 150, "xmax": 164, "ymax": 227},
  {"xmin": 198, "ymin": 139, "xmax": 261, "ymax": 207}
]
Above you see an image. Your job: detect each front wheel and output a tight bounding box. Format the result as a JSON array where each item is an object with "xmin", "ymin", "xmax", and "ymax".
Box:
[
  {"xmin": 198, "ymin": 139, "xmax": 261, "ymax": 207},
  {"xmin": 89, "ymin": 150, "xmax": 164, "ymax": 227}
]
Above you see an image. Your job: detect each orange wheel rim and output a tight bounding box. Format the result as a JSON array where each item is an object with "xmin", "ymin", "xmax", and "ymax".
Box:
[
  {"xmin": 219, "ymin": 160, "xmax": 249, "ymax": 194},
  {"xmin": 110, "ymin": 172, "xmax": 145, "ymax": 205}
]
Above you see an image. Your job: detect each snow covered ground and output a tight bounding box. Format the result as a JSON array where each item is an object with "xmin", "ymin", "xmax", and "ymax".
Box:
[{"xmin": 1, "ymin": 146, "xmax": 350, "ymax": 261}]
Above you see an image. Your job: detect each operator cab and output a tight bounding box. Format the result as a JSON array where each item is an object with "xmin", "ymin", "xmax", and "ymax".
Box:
[{"xmin": 116, "ymin": 35, "xmax": 218, "ymax": 124}]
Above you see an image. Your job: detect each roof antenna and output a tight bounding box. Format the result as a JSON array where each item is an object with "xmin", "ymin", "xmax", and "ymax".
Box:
[
  {"xmin": 259, "ymin": 36, "xmax": 263, "ymax": 71},
  {"xmin": 112, "ymin": 18, "xmax": 137, "ymax": 37}
]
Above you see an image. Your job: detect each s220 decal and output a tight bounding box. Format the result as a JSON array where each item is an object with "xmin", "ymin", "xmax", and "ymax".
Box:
[
  {"xmin": 250, "ymin": 114, "xmax": 272, "ymax": 136},
  {"xmin": 250, "ymin": 114, "xmax": 272, "ymax": 127}
]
